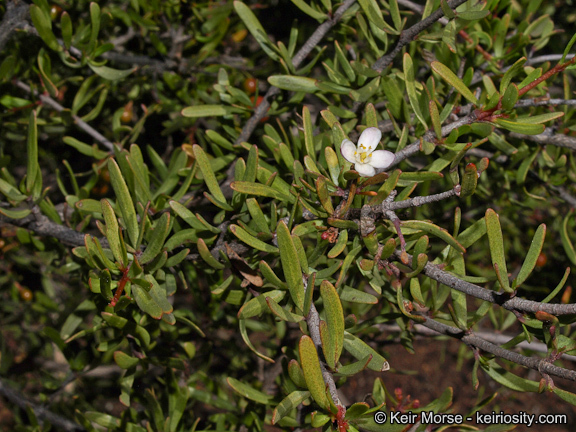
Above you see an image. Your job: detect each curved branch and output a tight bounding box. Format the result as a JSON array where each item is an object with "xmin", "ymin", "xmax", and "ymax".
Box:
[
  {"xmin": 0, "ymin": 377, "xmax": 85, "ymax": 431},
  {"xmin": 14, "ymin": 80, "xmax": 115, "ymax": 152},
  {"xmin": 374, "ymin": 323, "xmax": 576, "ymax": 362},
  {"xmin": 509, "ymin": 128, "xmax": 576, "ymax": 151},
  {"xmin": 372, "ymin": 0, "xmax": 469, "ymax": 73},
  {"xmin": 394, "ymin": 250, "xmax": 576, "ymax": 316},
  {"xmin": 420, "ymin": 317, "xmax": 576, "ymax": 382}
]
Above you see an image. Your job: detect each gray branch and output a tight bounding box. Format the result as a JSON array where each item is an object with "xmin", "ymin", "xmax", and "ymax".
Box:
[
  {"xmin": 394, "ymin": 250, "xmax": 576, "ymax": 315},
  {"xmin": 0, "ymin": 378, "xmax": 85, "ymax": 431},
  {"xmin": 372, "ymin": 0, "xmax": 469, "ymax": 73},
  {"xmin": 0, "ymin": 0, "xmax": 28, "ymax": 52},
  {"xmin": 14, "ymin": 80, "xmax": 115, "ymax": 152},
  {"xmin": 420, "ymin": 317, "xmax": 576, "ymax": 382},
  {"xmin": 375, "ymin": 323, "xmax": 576, "ymax": 362},
  {"xmin": 509, "ymin": 128, "xmax": 576, "ymax": 151}
]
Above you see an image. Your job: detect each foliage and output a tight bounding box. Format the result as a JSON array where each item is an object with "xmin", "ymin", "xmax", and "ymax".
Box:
[{"xmin": 1, "ymin": 0, "xmax": 576, "ymax": 431}]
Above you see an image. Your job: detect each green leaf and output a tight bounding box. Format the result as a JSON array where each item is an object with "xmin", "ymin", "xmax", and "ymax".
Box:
[
  {"xmin": 238, "ymin": 291, "xmax": 286, "ymax": 319},
  {"xmin": 139, "ymin": 213, "xmax": 170, "ymax": 264},
  {"xmin": 181, "ymin": 104, "xmax": 241, "ymax": 117},
  {"xmin": 29, "ymin": 5, "xmax": 61, "ymax": 52},
  {"xmin": 429, "ymin": 100, "xmax": 442, "ymax": 140},
  {"xmin": 234, "ymin": 1, "xmax": 279, "ymax": 61},
  {"xmin": 500, "ymin": 57, "xmax": 526, "ymax": 93},
  {"xmin": 265, "ymin": 296, "xmax": 304, "ymax": 322},
  {"xmin": 268, "ymin": 75, "xmax": 318, "ymax": 93},
  {"xmin": 481, "ymin": 360, "xmax": 538, "ymax": 392},
  {"xmin": 561, "ymin": 211, "xmax": 576, "ymax": 266},
  {"xmin": 320, "ymin": 281, "xmax": 344, "ymax": 369},
  {"xmin": 101, "ymin": 199, "xmax": 124, "ymax": 267},
  {"xmin": 315, "ymin": 177, "xmax": 334, "ymax": 214},
  {"xmin": 457, "ymin": 9, "xmax": 490, "ymax": 20},
  {"xmin": 0, "ymin": 207, "xmax": 31, "ymax": 219},
  {"xmin": 230, "ymin": 224, "xmax": 278, "ymax": 253},
  {"xmin": 459, "ymin": 163, "xmax": 477, "ymax": 198},
  {"xmin": 84, "ymin": 412, "xmax": 120, "ymax": 429},
  {"xmin": 357, "ymin": 0, "xmax": 386, "ymax": 29},
  {"xmin": 485, "ymin": 208, "xmax": 511, "ymax": 293},
  {"xmin": 26, "ymin": 110, "xmax": 39, "ymax": 194},
  {"xmin": 230, "ymin": 181, "xmax": 294, "ymax": 203},
  {"xmin": 272, "ymin": 390, "xmax": 311, "ymax": 425},
  {"xmin": 288, "ymin": 359, "xmax": 307, "ymax": 388},
  {"xmin": 403, "ymin": 53, "xmax": 427, "ymax": 128},
  {"xmin": 518, "ymin": 112, "xmax": 565, "ymax": 124},
  {"xmin": 514, "ymin": 224, "xmax": 546, "ymax": 288},
  {"xmin": 303, "ymin": 106, "xmax": 316, "ymax": 162},
  {"xmin": 494, "ymin": 119, "xmax": 545, "ymax": 135},
  {"xmin": 197, "ymin": 238, "xmax": 225, "ymax": 269},
  {"xmin": 107, "ymin": 159, "xmax": 139, "ymax": 247},
  {"xmin": 501, "ymin": 83, "xmax": 519, "ymax": 111},
  {"xmin": 114, "ymin": 351, "xmax": 139, "ymax": 369},
  {"xmin": 227, "ymin": 377, "xmax": 272, "ymax": 405},
  {"xmin": 327, "ymin": 229, "xmax": 348, "ymax": 259},
  {"xmin": 63, "ymin": 136, "xmax": 109, "ymax": 159},
  {"xmin": 146, "ymin": 275, "xmax": 174, "ymax": 314},
  {"xmin": 290, "ymin": 0, "xmax": 325, "ymax": 20},
  {"xmin": 192, "ymin": 144, "xmax": 228, "ymax": 204},
  {"xmin": 401, "ymin": 220, "xmax": 466, "ymax": 253},
  {"xmin": 299, "ymin": 335, "xmax": 328, "ymax": 410},
  {"xmin": 60, "ymin": 11, "xmax": 73, "ymax": 49},
  {"xmin": 0, "ymin": 178, "xmax": 26, "ymax": 201},
  {"xmin": 335, "ymin": 354, "xmax": 372, "ymax": 376},
  {"xmin": 343, "ymin": 331, "xmax": 389, "ymax": 372},
  {"xmin": 334, "ymin": 41, "xmax": 355, "ymax": 82},
  {"xmin": 277, "ymin": 220, "xmax": 305, "ymax": 310},
  {"xmin": 431, "ymin": 61, "xmax": 479, "ymax": 105},
  {"xmin": 132, "ymin": 284, "xmax": 163, "ymax": 319},
  {"xmin": 440, "ymin": 0, "xmax": 455, "ymax": 18},
  {"xmin": 88, "ymin": 2, "xmax": 101, "ymax": 54},
  {"xmin": 88, "ymin": 63, "xmax": 135, "ymax": 80},
  {"xmin": 101, "ymin": 311, "xmax": 128, "ymax": 329},
  {"xmin": 340, "ymin": 286, "xmax": 378, "ymax": 304},
  {"xmin": 561, "ymin": 32, "xmax": 576, "ymax": 63}
]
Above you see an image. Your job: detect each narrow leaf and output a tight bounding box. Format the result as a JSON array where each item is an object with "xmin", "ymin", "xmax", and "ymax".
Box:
[
  {"xmin": 227, "ymin": 377, "xmax": 272, "ymax": 405},
  {"xmin": 403, "ymin": 53, "xmax": 427, "ymax": 128},
  {"xmin": 271, "ymin": 390, "xmax": 311, "ymax": 425},
  {"xmin": 107, "ymin": 159, "xmax": 139, "ymax": 247},
  {"xmin": 515, "ymin": 224, "xmax": 546, "ymax": 288},
  {"xmin": 26, "ymin": 110, "xmax": 39, "ymax": 194},
  {"xmin": 277, "ymin": 220, "xmax": 305, "ymax": 310},
  {"xmin": 485, "ymin": 209, "xmax": 511, "ymax": 293},
  {"xmin": 343, "ymin": 332, "xmax": 389, "ymax": 372},
  {"xmin": 193, "ymin": 144, "xmax": 227, "ymax": 204},
  {"xmin": 320, "ymin": 281, "xmax": 344, "ymax": 369},
  {"xmin": 431, "ymin": 61, "xmax": 479, "ymax": 105},
  {"xmin": 101, "ymin": 199, "xmax": 124, "ymax": 267},
  {"xmin": 234, "ymin": 1, "xmax": 279, "ymax": 61},
  {"xmin": 299, "ymin": 335, "xmax": 328, "ymax": 409}
]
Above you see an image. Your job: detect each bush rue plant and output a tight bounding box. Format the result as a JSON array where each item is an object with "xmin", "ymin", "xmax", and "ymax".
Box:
[{"xmin": 1, "ymin": 0, "xmax": 576, "ymax": 431}]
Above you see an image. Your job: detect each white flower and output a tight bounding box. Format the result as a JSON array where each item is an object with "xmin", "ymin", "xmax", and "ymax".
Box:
[{"xmin": 340, "ymin": 127, "xmax": 395, "ymax": 177}]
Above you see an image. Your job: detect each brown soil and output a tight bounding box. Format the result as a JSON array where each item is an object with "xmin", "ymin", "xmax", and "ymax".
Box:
[{"xmin": 342, "ymin": 338, "xmax": 576, "ymax": 431}]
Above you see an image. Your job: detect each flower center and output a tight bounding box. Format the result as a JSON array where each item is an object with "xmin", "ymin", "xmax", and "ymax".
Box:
[{"xmin": 355, "ymin": 143, "xmax": 372, "ymax": 163}]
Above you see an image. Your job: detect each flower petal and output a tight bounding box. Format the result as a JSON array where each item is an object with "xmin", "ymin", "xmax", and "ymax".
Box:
[
  {"xmin": 355, "ymin": 162, "xmax": 376, "ymax": 177},
  {"xmin": 340, "ymin": 139, "xmax": 357, "ymax": 163},
  {"xmin": 357, "ymin": 127, "xmax": 382, "ymax": 154},
  {"xmin": 369, "ymin": 150, "xmax": 395, "ymax": 169}
]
